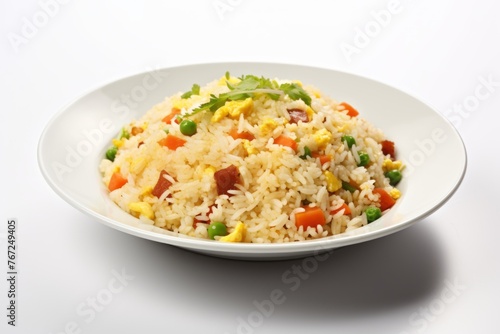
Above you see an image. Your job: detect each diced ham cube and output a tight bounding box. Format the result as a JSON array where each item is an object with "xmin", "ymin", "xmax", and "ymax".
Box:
[
  {"xmin": 214, "ymin": 165, "xmax": 240, "ymax": 196},
  {"xmin": 381, "ymin": 140, "xmax": 395, "ymax": 158},
  {"xmin": 152, "ymin": 170, "xmax": 173, "ymax": 198},
  {"xmin": 287, "ymin": 108, "xmax": 309, "ymax": 124}
]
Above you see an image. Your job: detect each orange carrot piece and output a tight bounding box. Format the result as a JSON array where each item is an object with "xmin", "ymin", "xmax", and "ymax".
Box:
[
  {"xmin": 274, "ymin": 135, "xmax": 298, "ymax": 151},
  {"xmin": 229, "ymin": 128, "xmax": 255, "ymax": 141},
  {"xmin": 331, "ymin": 203, "xmax": 351, "ymax": 216},
  {"xmin": 158, "ymin": 134, "xmax": 186, "ymax": 150},
  {"xmin": 373, "ymin": 188, "xmax": 396, "ymax": 211},
  {"xmin": 312, "ymin": 153, "xmax": 332, "ymax": 165},
  {"xmin": 162, "ymin": 108, "xmax": 182, "ymax": 124},
  {"xmin": 339, "ymin": 102, "xmax": 359, "ymax": 117},
  {"xmin": 108, "ymin": 172, "xmax": 128, "ymax": 191},
  {"xmin": 295, "ymin": 206, "xmax": 326, "ymax": 229}
]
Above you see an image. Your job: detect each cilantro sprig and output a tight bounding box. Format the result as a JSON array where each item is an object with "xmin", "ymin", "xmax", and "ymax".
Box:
[
  {"xmin": 279, "ymin": 82, "xmax": 311, "ymax": 106},
  {"xmin": 184, "ymin": 73, "xmax": 312, "ymax": 117}
]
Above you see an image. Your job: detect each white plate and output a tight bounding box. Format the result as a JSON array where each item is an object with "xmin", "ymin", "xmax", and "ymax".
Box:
[{"xmin": 38, "ymin": 62, "xmax": 467, "ymax": 260}]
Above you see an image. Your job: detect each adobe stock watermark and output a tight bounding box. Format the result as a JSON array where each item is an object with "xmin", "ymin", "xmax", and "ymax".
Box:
[
  {"xmin": 402, "ymin": 127, "xmax": 448, "ymax": 178},
  {"xmin": 212, "ymin": 0, "xmax": 243, "ymax": 21},
  {"xmin": 51, "ymin": 66, "xmax": 169, "ymax": 183},
  {"xmin": 399, "ymin": 277, "xmax": 466, "ymax": 333},
  {"xmin": 224, "ymin": 247, "xmax": 334, "ymax": 334},
  {"xmin": 399, "ymin": 73, "xmax": 498, "ymax": 177},
  {"xmin": 47, "ymin": 268, "xmax": 134, "ymax": 334},
  {"xmin": 339, "ymin": 0, "xmax": 412, "ymax": 63},
  {"xmin": 7, "ymin": 0, "xmax": 72, "ymax": 53},
  {"xmin": 443, "ymin": 74, "xmax": 499, "ymax": 129}
]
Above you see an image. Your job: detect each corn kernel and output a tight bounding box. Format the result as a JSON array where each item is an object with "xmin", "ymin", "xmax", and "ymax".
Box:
[
  {"xmin": 389, "ymin": 188, "xmax": 401, "ymax": 199},
  {"xmin": 324, "ymin": 171, "xmax": 342, "ymax": 192},
  {"xmin": 204, "ymin": 166, "xmax": 216, "ymax": 175},
  {"xmin": 220, "ymin": 222, "xmax": 247, "ymax": 242},
  {"xmin": 112, "ymin": 139, "xmax": 123, "ymax": 148},
  {"xmin": 382, "ymin": 159, "xmax": 405, "ymax": 172},
  {"xmin": 305, "ymin": 106, "xmax": 314, "ymax": 121}
]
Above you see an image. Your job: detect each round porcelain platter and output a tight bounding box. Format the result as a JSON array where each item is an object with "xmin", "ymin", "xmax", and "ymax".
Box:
[{"xmin": 38, "ymin": 62, "xmax": 467, "ymax": 260}]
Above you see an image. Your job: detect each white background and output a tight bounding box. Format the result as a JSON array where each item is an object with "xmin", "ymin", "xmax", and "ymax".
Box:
[{"xmin": 2, "ymin": 0, "xmax": 499, "ymax": 333}]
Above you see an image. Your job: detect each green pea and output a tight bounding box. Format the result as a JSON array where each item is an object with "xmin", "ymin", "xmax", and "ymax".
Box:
[
  {"xmin": 357, "ymin": 151, "xmax": 370, "ymax": 166},
  {"xmin": 207, "ymin": 221, "xmax": 227, "ymax": 240},
  {"xmin": 179, "ymin": 119, "xmax": 197, "ymax": 136},
  {"xmin": 341, "ymin": 135, "xmax": 356, "ymax": 149},
  {"xmin": 385, "ymin": 170, "xmax": 402, "ymax": 186},
  {"xmin": 105, "ymin": 146, "xmax": 118, "ymax": 161},
  {"xmin": 365, "ymin": 206, "xmax": 382, "ymax": 223}
]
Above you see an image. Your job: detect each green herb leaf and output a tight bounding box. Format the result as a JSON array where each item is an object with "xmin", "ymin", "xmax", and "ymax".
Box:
[
  {"xmin": 187, "ymin": 73, "xmax": 312, "ymax": 116},
  {"xmin": 299, "ymin": 146, "xmax": 312, "ymax": 159},
  {"xmin": 193, "ymin": 94, "xmax": 229, "ymax": 114},
  {"xmin": 192, "ymin": 83, "xmax": 200, "ymax": 95},
  {"xmin": 341, "ymin": 181, "xmax": 357, "ymax": 193},
  {"xmin": 181, "ymin": 91, "xmax": 193, "ymax": 99},
  {"xmin": 181, "ymin": 83, "xmax": 201, "ymax": 99},
  {"xmin": 120, "ymin": 128, "xmax": 130, "ymax": 140},
  {"xmin": 232, "ymin": 75, "xmax": 261, "ymax": 90},
  {"xmin": 279, "ymin": 83, "xmax": 312, "ymax": 106}
]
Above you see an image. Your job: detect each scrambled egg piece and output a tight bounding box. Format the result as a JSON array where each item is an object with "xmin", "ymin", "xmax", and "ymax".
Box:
[
  {"xmin": 218, "ymin": 75, "xmax": 240, "ymax": 86},
  {"xmin": 211, "ymin": 98, "xmax": 253, "ymax": 123},
  {"xmin": 259, "ymin": 118, "xmax": 278, "ymax": 135},
  {"xmin": 313, "ymin": 129, "xmax": 333, "ymax": 149},
  {"xmin": 173, "ymin": 98, "xmax": 192, "ymax": 110},
  {"xmin": 382, "ymin": 159, "xmax": 404, "ymax": 172},
  {"xmin": 140, "ymin": 186, "xmax": 153, "ymax": 196},
  {"xmin": 324, "ymin": 171, "xmax": 342, "ymax": 192},
  {"xmin": 389, "ymin": 188, "xmax": 401, "ymax": 199},
  {"xmin": 242, "ymin": 140, "xmax": 258, "ymax": 155},
  {"xmin": 128, "ymin": 202, "xmax": 154, "ymax": 220},
  {"xmin": 130, "ymin": 157, "xmax": 148, "ymax": 174},
  {"xmin": 220, "ymin": 222, "xmax": 247, "ymax": 242},
  {"xmin": 112, "ymin": 139, "xmax": 124, "ymax": 148}
]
